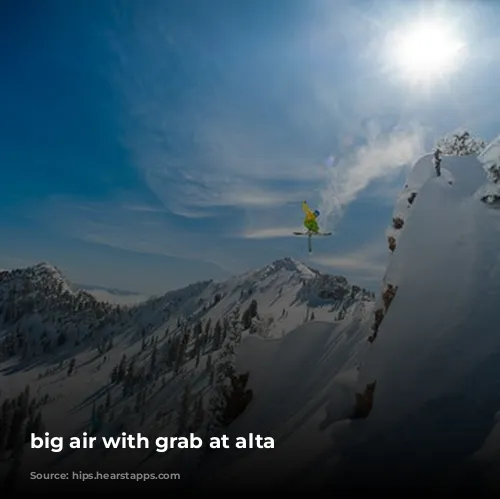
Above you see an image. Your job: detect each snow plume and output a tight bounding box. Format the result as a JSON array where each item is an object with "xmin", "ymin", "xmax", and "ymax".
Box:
[{"xmin": 318, "ymin": 124, "xmax": 426, "ymax": 229}]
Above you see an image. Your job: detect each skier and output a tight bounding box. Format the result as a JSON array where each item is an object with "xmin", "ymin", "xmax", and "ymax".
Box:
[
  {"xmin": 302, "ymin": 201, "xmax": 320, "ymax": 234},
  {"xmin": 294, "ymin": 201, "xmax": 331, "ymax": 253}
]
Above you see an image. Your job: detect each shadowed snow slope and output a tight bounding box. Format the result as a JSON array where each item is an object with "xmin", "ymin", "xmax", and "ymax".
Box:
[
  {"xmin": 192, "ymin": 319, "xmax": 371, "ymax": 492},
  {"xmin": 328, "ymin": 153, "xmax": 500, "ymax": 493},
  {"xmin": 192, "ymin": 152, "xmax": 500, "ymax": 494}
]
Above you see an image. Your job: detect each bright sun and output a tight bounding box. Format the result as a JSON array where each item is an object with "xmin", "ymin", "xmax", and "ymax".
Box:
[{"xmin": 388, "ymin": 18, "xmax": 465, "ymax": 83}]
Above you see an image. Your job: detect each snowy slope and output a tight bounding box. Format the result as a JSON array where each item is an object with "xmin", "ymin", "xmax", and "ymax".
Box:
[
  {"xmin": 192, "ymin": 318, "xmax": 371, "ymax": 492},
  {"xmin": 174, "ymin": 256, "xmax": 373, "ymax": 340},
  {"xmin": 327, "ymin": 152, "xmax": 500, "ymax": 492},
  {"xmin": 360, "ymin": 153, "xmax": 490, "ymax": 424},
  {"xmin": 0, "ymin": 257, "xmax": 374, "ymax": 492}
]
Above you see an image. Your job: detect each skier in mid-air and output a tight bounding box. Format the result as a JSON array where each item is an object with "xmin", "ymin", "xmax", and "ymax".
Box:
[
  {"xmin": 301, "ymin": 201, "xmax": 320, "ymax": 234},
  {"xmin": 294, "ymin": 201, "xmax": 331, "ymax": 252}
]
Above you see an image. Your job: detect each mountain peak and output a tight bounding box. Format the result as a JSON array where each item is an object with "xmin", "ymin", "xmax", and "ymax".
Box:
[
  {"xmin": 264, "ymin": 256, "xmax": 318, "ymax": 277},
  {"xmin": 28, "ymin": 261, "xmax": 69, "ymax": 283},
  {"xmin": 31, "ymin": 261, "xmax": 62, "ymax": 275}
]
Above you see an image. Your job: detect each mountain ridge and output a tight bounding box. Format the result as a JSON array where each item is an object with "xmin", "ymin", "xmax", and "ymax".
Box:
[{"xmin": 0, "ymin": 256, "xmax": 373, "ymax": 365}]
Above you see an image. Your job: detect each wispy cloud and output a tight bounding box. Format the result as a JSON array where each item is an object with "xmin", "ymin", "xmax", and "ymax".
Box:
[
  {"xmin": 122, "ymin": 204, "xmax": 167, "ymax": 213},
  {"xmin": 124, "ymin": 107, "xmax": 327, "ymax": 217},
  {"xmin": 27, "ymin": 195, "xmax": 259, "ymax": 273},
  {"xmin": 318, "ymin": 122, "xmax": 426, "ymax": 230},
  {"xmin": 108, "ymin": 7, "xmax": 376, "ymax": 223},
  {"xmin": 126, "ymin": 201, "xmax": 214, "ymax": 219},
  {"xmin": 241, "ymin": 227, "xmax": 302, "ymax": 239}
]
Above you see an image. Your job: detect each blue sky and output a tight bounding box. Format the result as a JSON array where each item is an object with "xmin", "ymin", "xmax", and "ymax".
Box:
[{"xmin": 1, "ymin": 0, "xmax": 500, "ymax": 295}]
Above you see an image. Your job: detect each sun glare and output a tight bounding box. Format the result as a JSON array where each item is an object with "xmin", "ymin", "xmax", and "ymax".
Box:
[{"xmin": 388, "ymin": 17, "xmax": 465, "ymax": 84}]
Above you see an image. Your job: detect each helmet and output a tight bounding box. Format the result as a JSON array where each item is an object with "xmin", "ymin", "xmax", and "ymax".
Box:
[{"xmin": 314, "ymin": 209, "xmax": 320, "ymax": 217}]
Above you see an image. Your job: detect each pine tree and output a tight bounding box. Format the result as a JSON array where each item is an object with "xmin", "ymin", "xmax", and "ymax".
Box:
[
  {"xmin": 212, "ymin": 320, "xmax": 222, "ymax": 350},
  {"xmin": 123, "ymin": 357, "xmax": 135, "ymax": 397},
  {"xmin": 195, "ymin": 335, "xmax": 202, "ymax": 368},
  {"xmin": 488, "ymin": 164, "xmax": 500, "ymax": 184},
  {"xmin": 204, "ymin": 318, "xmax": 212, "ymax": 337},
  {"xmin": 31, "ymin": 411, "xmax": 43, "ymax": 436},
  {"xmin": 177, "ymin": 382, "xmax": 191, "ymax": 435},
  {"xmin": 437, "ymin": 130, "xmax": 486, "ymax": 156},
  {"xmin": 7, "ymin": 388, "xmax": 29, "ymax": 451},
  {"xmin": 241, "ymin": 300, "xmax": 258, "ymax": 329},
  {"xmin": 217, "ymin": 372, "xmax": 253, "ymax": 427},
  {"xmin": 175, "ymin": 333, "xmax": 189, "ymax": 375},
  {"xmin": 194, "ymin": 321, "xmax": 203, "ymax": 339},
  {"xmin": 67, "ymin": 358, "xmax": 75, "ymax": 376},
  {"xmin": 0, "ymin": 399, "xmax": 13, "ymax": 452},
  {"xmin": 150, "ymin": 344, "xmax": 157, "ymax": 372},
  {"xmin": 12, "ymin": 418, "xmax": 26, "ymax": 461},
  {"xmin": 228, "ymin": 307, "xmax": 242, "ymax": 344},
  {"xmin": 192, "ymin": 395, "xmax": 204, "ymax": 432},
  {"xmin": 222, "ymin": 317, "xmax": 229, "ymax": 343}
]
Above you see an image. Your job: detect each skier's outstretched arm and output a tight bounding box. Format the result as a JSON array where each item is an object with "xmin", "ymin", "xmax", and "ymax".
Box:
[{"xmin": 302, "ymin": 201, "xmax": 312, "ymax": 216}]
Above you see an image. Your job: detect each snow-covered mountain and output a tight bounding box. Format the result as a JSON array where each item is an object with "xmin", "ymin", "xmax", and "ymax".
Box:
[
  {"xmin": 0, "ymin": 262, "xmax": 116, "ymax": 359},
  {"xmin": 0, "ymin": 255, "xmax": 374, "ymax": 492},
  {"xmin": 328, "ymin": 151, "xmax": 500, "ymax": 494},
  {"xmin": 0, "ymin": 257, "xmax": 372, "ymax": 363},
  {"xmin": 2, "ymin": 147, "xmax": 500, "ymax": 495}
]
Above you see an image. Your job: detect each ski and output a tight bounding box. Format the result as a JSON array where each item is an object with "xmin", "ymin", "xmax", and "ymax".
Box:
[
  {"xmin": 293, "ymin": 231, "xmax": 332, "ymax": 236},
  {"xmin": 293, "ymin": 231, "xmax": 331, "ymax": 253}
]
